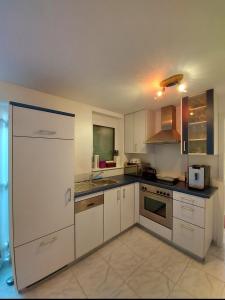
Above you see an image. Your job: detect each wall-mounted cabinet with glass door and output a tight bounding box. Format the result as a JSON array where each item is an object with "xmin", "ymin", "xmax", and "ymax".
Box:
[{"xmin": 182, "ymin": 89, "xmax": 218, "ymax": 155}]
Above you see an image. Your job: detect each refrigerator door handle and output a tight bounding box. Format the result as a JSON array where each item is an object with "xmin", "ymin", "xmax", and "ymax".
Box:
[{"xmin": 65, "ymin": 187, "xmax": 72, "ymax": 204}]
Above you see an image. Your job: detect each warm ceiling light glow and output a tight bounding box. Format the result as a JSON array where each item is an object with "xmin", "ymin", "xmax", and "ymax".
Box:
[
  {"xmin": 157, "ymin": 90, "xmax": 163, "ymax": 97},
  {"xmin": 178, "ymin": 83, "xmax": 187, "ymax": 93},
  {"xmin": 189, "ymin": 112, "xmax": 194, "ymax": 116}
]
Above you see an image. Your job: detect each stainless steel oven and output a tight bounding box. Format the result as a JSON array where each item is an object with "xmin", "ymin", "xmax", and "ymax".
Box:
[{"xmin": 140, "ymin": 183, "xmax": 173, "ymax": 229}]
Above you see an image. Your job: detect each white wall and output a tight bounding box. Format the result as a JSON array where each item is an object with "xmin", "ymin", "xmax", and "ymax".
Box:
[{"xmin": 0, "ymin": 81, "xmax": 123, "ymax": 181}]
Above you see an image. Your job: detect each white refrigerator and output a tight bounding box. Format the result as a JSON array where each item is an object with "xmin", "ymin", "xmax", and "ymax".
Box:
[{"xmin": 10, "ymin": 102, "xmax": 75, "ymax": 290}]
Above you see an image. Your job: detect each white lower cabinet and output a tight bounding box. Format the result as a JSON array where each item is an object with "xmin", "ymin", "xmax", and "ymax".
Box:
[
  {"xmin": 121, "ymin": 184, "xmax": 135, "ymax": 231},
  {"xmin": 173, "ymin": 199, "xmax": 205, "ymax": 228},
  {"xmin": 104, "ymin": 187, "xmax": 121, "ymax": 242},
  {"xmin": 173, "ymin": 218, "xmax": 204, "ymax": 257},
  {"xmin": 14, "ymin": 225, "xmax": 75, "ymax": 291},
  {"xmin": 173, "ymin": 192, "xmax": 214, "ymax": 259},
  {"xmin": 75, "ymin": 196, "xmax": 103, "ymax": 258},
  {"xmin": 104, "ymin": 183, "xmax": 135, "ymax": 242}
]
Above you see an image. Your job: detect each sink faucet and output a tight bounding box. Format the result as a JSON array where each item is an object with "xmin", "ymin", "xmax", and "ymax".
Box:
[{"xmin": 91, "ymin": 171, "xmax": 104, "ymax": 180}]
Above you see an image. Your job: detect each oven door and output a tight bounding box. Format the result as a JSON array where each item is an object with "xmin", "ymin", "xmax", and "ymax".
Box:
[{"xmin": 140, "ymin": 191, "xmax": 173, "ymax": 229}]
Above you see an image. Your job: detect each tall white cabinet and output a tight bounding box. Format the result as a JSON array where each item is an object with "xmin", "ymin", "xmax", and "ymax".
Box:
[{"xmin": 10, "ymin": 102, "xmax": 75, "ymax": 291}]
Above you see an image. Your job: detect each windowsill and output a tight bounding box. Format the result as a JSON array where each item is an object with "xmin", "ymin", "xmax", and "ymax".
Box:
[{"xmin": 92, "ymin": 166, "xmax": 124, "ymax": 171}]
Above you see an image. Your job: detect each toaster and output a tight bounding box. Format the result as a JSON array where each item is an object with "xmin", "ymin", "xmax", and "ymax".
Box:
[{"xmin": 188, "ymin": 165, "xmax": 210, "ymax": 190}]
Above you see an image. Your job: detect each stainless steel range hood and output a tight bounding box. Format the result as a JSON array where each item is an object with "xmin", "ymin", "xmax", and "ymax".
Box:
[{"xmin": 146, "ymin": 105, "xmax": 181, "ymax": 144}]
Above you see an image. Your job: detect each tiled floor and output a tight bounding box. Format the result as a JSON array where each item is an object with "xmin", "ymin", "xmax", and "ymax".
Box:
[{"xmin": 1, "ymin": 226, "xmax": 225, "ymax": 298}]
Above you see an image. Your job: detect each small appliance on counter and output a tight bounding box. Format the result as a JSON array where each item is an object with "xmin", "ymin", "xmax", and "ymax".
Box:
[
  {"xmin": 188, "ymin": 165, "xmax": 210, "ymax": 190},
  {"xmin": 142, "ymin": 166, "xmax": 157, "ymax": 181},
  {"xmin": 124, "ymin": 160, "xmax": 150, "ymax": 177}
]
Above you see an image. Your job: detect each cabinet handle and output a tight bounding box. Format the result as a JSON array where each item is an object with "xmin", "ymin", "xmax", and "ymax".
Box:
[
  {"xmin": 181, "ymin": 224, "xmax": 194, "ymax": 232},
  {"xmin": 181, "ymin": 205, "xmax": 194, "ymax": 212},
  {"xmin": 35, "ymin": 129, "xmax": 57, "ymax": 136},
  {"xmin": 87, "ymin": 202, "xmax": 95, "ymax": 207},
  {"xmin": 40, "ymin": 236, "xmax": 57, "ymax": 247},
  {"xmin": 65, "ymin": 188, "xmax": 72, "ymax": 204},
  {"xmin": 183, "ymin": 141, "xmax": 186, "ymax": 153},
  {"xmin": 117, "ymin": 190, "xmax": 120, "ymax": 201},
  {"xmin": 123, "ymin": 189, "xmax": 125, "ymax": 199}
]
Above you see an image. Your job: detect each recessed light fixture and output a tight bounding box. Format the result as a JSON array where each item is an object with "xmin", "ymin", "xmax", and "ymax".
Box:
[{"xmin": 155, "ymin": 74, "xmax": 187, "ymax": 99}]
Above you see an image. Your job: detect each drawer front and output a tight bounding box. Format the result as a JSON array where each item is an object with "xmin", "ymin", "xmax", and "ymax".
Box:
[
  {"xmin": 14, "ymin": 226, "xmax": 75, "ymax": 290},
  {"xmin": 173, "ymin": 200, "xmax": 205, "ymax": 228},
  {"xmin": 75, "ymin": 195, "xmax": 104, "ymax": 213},
  {"xmin": 13, "ymin": 106, "xmax": 74, "ymax": 139},
  {"xmin": 173, "ymin": 191, "xmax": 205, "ymax": 208},
  {"xmin": 173, "ymin": 218, "xmax": 205, "ymax": 258}
]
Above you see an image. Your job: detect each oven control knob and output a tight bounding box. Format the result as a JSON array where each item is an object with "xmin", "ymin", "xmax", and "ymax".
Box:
[
  {"xmin": 157, "ymin": 191, "xmax": 159, "ymax": 194},
  {"xmin": 160, "ymin": 191, "xmax": 163, "ymax": 195},
  {"xmin": 163, "ymin": 192, "xmax": 166, "ymax": 196},
  {"xmin": 167, "ymin": 193, "xmax": 170, "ymax": 197}
]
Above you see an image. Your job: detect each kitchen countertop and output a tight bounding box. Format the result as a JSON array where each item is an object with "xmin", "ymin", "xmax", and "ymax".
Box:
[{"xmin": 74, "ymin": 175, "xmax": 218, "ymax": 199}]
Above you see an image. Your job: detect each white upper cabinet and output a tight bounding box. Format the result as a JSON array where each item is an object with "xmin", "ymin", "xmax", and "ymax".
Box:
[
  {"xmin": 124, "ymin": 110, "xmax": 153, "ymax": 153},
  {"xmin": 124, "ymin": 113, "xmax": 134, "ymax": 153},
  {"xmin": 13, "ymin": 105, "xmax": 74, "ymax": 139}
]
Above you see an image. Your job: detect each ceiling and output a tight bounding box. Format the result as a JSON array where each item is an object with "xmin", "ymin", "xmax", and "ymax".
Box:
[{"xmin": 0, "ymin": 0, "xmax": 225, "ymax": 113}]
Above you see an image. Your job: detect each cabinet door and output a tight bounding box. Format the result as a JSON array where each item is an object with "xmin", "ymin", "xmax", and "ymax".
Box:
[
  {"xmin": 13, "ymin": 137, "xmax": 74, "ymax": 247},
  {"xmin": 124, "ymin": 113, "xmax": 134, "ymax": 153},
  {"xmin": 181, "ymin": 89, "xmax": 214, "ymax": 155},
  {"xmin": 121, "ymin": 184, "xmax": 135, "ymax": 231},
  {"xmin": 173, "ymin": 200, "xmax": 205, "ymax": 228},
  {"xmin": 104, "ymin": 188, "xmax": 121, "ymax": 242},
  {"xmin": 15, "ymin": 225, "xmax": 74, "ymax": 291},
  {"xmin": 173, "ymin": 218, "xmax": 204, "ymax": 258},
  {"xmin": 75, "ymin": 205, "xmax": 103, "ymax": 258},
  {"xmin": 13, "ymin": 106, "xmax": 74, "ymax": 140},
  {"xmin": 182, "ymin": 96, "xmax": 189, "ymax": 154},
  {"xmin": 134, "ymin": 110, "xmax": 147, "ymax": 153}
]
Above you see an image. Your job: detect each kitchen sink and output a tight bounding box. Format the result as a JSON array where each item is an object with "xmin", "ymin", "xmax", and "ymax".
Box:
[
  {"xmin": 75, "ymin": 179, "xmax": 118, "ymax": 193},
  {"xmin": 92, "ymin": 179, "xmax": 118, "ymax": 186}
]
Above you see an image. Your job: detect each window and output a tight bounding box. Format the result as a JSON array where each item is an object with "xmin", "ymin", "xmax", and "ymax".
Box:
[{"xmin": 93, "ymin": 125, "xmax": 115, "ymax": 161}]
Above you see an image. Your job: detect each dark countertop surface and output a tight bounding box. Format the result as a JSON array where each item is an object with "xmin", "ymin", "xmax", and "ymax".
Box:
[{"xmin": 74, "ymin": 175, "xmax": 218, "ymax": 199}]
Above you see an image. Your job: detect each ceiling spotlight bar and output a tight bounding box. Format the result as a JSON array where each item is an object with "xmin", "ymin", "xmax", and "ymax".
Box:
[{"xmin": 155, "ymin": 73, "xmax": 187, "ymax": 100}]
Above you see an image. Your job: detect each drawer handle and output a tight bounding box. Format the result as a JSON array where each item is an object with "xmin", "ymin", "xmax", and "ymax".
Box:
[
  {"xmin": 123, "ymin": 189, "xmax": 125, "ymax": 199},
  {"xmin": 181, "ymin": 205, "xmax": 194, "ymax": 212},
  {"xmin": 35, "ymin": 130, "xmax": 57, "ymax": 136},
  {"xmin": 181, "ymin": 224, "xmax": 194, "ymax": 232},
  {"xmin": 181, "ymin": 196, "xmax": 194, "ymax": 204},
  {"xmin": 40, "ymin": 236, "xmax": 57, "ymax": 247},
  {"xmin": 87, "ymin": 202, "xmax": 95, "ymax": 207}
]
